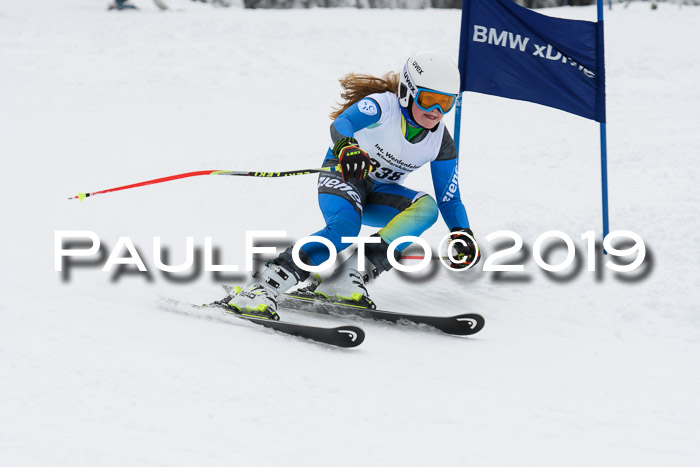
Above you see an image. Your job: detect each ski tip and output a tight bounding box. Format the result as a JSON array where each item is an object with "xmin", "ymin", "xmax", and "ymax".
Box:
[
  {"xmin": 453, "ymin": 313, "xmax": 486, "ymax": 336},
  {"xmin": 335, "ymin": 326, "xmax": 365, "ymax": 348}
]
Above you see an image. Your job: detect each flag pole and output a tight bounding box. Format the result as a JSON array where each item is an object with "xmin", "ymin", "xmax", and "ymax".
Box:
[
  {"xmin": 597, "ymin": 0, "xmax": 610, "ymax": 245},
  {"xmin": 454, "ymin": 0, "xmax": 472, "ymax": 158},
  {"xmin": 453, "ymin": 93, "xmax": 464, "ymax": 156},
  {"xmin": 600, "ymin": 118, "xmax": 610, "ymax": 242}
]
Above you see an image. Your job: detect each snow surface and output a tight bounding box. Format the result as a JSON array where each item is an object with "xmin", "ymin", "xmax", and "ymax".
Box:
[{"xmin": 1, "ymin": 1, "xmax": 699, "ymax": 466}]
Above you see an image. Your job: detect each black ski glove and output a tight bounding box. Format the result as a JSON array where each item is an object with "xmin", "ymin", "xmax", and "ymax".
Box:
[
  {"xmin": 333, "ymin": 137, "xmax": 371, "ymax": 182},
  {"xmin": 448, "ymin": 228, "xmax": 481, "ymax": 269}
]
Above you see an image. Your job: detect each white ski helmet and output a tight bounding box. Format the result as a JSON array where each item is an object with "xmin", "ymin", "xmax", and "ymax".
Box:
[{"xmin": 398, "ymin": 51, "xmax": 461, "ymax": 114}]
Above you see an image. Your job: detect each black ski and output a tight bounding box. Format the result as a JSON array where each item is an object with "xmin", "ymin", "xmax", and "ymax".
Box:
[
  {"xmin": 167, "ymin": 299, "xmax": 364, "ymax": 348},
  {"xmin": 225, "ymin": 312, "xmax": 365, "ymax": 348},
  {"xmin": 279, "ymin": 293, "xmax": 485, "ymax": 336}
]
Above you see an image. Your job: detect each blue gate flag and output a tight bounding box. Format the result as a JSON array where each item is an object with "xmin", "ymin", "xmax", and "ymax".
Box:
[{"xmin": 458, "ymin": 0, "xmax": 606, "ymax": 122}]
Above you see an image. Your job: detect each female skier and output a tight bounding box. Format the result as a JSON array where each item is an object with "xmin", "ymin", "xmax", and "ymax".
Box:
[{"xmin": 225, "ymin": 51, "xmax": 480, "ymax": 319}]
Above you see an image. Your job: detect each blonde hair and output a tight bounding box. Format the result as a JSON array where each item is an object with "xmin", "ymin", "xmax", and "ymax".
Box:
[{"xmin": 330, "ymin": 72, "xmax": 400, "ymax": 120}]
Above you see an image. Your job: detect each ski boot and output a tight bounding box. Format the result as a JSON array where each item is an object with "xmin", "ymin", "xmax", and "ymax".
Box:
[
  {"xmin": 285, "ymin": 274, "xmax": 321, "ymax": 301},
  {"xmin": 225, "ymin": 263, "xmax": 299, "ymax": 320},
  {"xmin": 313, "ymin": 256, "xmax": 378, "ymax": 310}
]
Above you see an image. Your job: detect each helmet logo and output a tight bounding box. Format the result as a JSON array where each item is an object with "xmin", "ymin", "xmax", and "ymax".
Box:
[
  {"xmin": 403, "ymin": 70, "xmax": 417, "ymax": 95},
  {"xmin": 411, "ymin": 60, "xmax": 424, "ymax": 75}
]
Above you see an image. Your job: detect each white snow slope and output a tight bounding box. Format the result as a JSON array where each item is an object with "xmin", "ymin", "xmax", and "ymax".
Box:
[{"xmin": 1, "ymin": 1, "xmax": 699, "ymax": 466}]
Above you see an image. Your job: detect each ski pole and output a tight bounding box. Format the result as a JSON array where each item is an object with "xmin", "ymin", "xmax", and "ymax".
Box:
[{"xmin": 67, "ymin": 165, "xmax": 342, "ymax": 201}]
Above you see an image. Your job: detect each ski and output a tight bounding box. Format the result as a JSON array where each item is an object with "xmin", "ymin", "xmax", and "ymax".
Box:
[
  {"xmin": 219, "ymin": 285, "xmax": 484, "ymax": 336},
  {"xmin": 165, "ymin": 299, "xmax": 365, "ymax": 348},
  {"xmin": 203, "ymin": 303, "xmax": 365, "ymax": 348},
  {"xmin": 279, "ymin": 292, "xmax": 485, "ymax": 336}
]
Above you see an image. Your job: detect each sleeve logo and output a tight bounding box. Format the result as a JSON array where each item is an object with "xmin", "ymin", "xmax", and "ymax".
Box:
[{"xmin": 358, "ymin": 99, "xmax": 378, "ymax": 116}]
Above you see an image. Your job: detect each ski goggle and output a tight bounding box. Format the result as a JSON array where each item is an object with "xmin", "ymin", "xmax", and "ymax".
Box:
[{"xmin": 414, "ymin": 88, "xmax": 458, "ymax": 114}]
